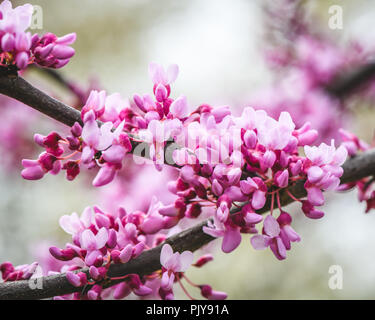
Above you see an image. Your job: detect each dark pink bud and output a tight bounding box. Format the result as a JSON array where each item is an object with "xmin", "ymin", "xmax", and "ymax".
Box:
[
  {"xmin": 277, "ymin": 211, "xmax": 292, "ymax": 226},
  {"xmin": 71, "ymin": 122, "xmax": 83, "ymax": 137},
  {"xmin": 87, "ymin": 285, "xmax": 102, "ymax": 300},
  {"xmin": 66, "ymin": 136, "xmax": 80, "ymax": 150},
  {"xmin": 62, "ymin": 161, "xmax": 80, "ymax": 181},
  {"xmin": 119, "ymin": 133, "xmax": 132, "ymax": 152},
  {"xmin": 186, "ymin": 203, "xmax": 202, "ymax": 219},
  {"xmin": 49, "ymin": 246, "xmax": 77, "ymax": 261},
  {"xmin": 155, "ymin": 84, "xmax": 168, "ymax": 102},
  {"xmin": 200, "ymin": 285, "xmax": 227, "ymax": 300},
  {"xmin": 0, "ymin": 262, "xmax": 14, "ymax": 280},
  {"xmin": 301, "ymin": 201, "xmax": 325, "ymax": 219},
  {"xmin": 243, "ymin": 130, "xmax": 257, "ymax": 149},
  {"xmin": 194, "ymin": 254, "xmax": 214, "ymax": 268}
]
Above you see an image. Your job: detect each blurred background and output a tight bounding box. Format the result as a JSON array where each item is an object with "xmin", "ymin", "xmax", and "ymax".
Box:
[{"xmin": 1, "ymin": 0, "xmax": 375, "ymax": 299}]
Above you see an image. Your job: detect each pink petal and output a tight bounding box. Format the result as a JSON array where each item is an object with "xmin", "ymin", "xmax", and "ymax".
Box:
[
  {"xmin": 160, "ymin": 244, "xmax": 173, "ymax": 267},
  {"xmin": 119, "ymin": 244, "xmax": 133, "ymax": 263},
  {"xmin": 82, "ymin": 118, "xmax": 100, "ymax": 147},
  {"xmin": 80, "ymin": 229, "xmax": 97, "ymax": 251},
  {"xmin": 222, "ymin": 228, "xmax": 241, "ymax": 253},
  {"xmin": 250, "ymin": 235, "xmax": 268, "ymax": 250},
  {"xmin": 252, "ymin": 190, "xmax": 266, "ymax": 210},
  {"xmin": 170, "ymin": 96, "xmax": 188, "ymax": 119},
  {"xmin": 95, "ymin": 227, "xmax": 109, "ymax": 249},
  {"xmin": 92, "ymin": 165, "xmax": 117, "ymax": 187},
  {"xmin": 178, "ymin": 251, "xmax": 193, "ymax": 272},
  {"xmin": 102, "ymin": 145, "xmax": 126, "ymax": 164},
  {"xmin": 307, "ymin": 187, "xmax": 324, "ymax": 206},
  {"xmin": 167, "ymin": 64, "xmax": 179, "ymax": 84},
  {"xmin": 263, "ymin": 215, "xmax": 280, "ymax": 238}
]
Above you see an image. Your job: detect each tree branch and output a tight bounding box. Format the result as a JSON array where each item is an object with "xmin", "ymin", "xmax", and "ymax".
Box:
[{"xmin": 325, "ymin": 61, "xmax": 375, "ymax": 98}]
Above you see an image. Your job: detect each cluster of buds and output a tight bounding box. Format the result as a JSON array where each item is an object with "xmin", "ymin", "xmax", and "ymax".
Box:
[
  {"xmin": 337, "ymin": 129, "xmax": 375, "ymax": 213},
  {"xmin": 22, "ymin": 104, "xmax": 133, "ymax": 186},
  {"xmin": 0, "ymin": 0, "xmax": 75, "ymax": 70},
  {"xmin": 23, "ymin": 62, "xmax": 348, "ymax": 262},
  {"xmin": 17, "ymin": 62, "xmax": 352, "ymax": 299},
  {"xmin": 41, "ymin": 204, "xmax": 224, "ymax": 300},
  {"xmin": 0, "ymin": 261, "xmax": 38, "ymax": 281}
]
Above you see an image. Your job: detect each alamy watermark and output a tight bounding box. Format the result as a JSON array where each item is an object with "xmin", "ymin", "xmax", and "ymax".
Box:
[
  {"xmin": 328, "ymin": 4, "xmax": 343, "ymax": 30},
  {"xmin": 328, "ymin": 265, "xmax": 343, "ymax": 290},
  {"xmin": 30, "ymin": 5, "xmax": 43, "ymax": 30}
]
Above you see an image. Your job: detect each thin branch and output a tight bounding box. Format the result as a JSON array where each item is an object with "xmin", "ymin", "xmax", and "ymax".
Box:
[{"xmin": 325, "ymin": 61, "xmax": 375, "ymax": 98}]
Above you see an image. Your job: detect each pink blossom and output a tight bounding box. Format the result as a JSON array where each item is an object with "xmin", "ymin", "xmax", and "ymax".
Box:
[{"xmin": 160, "ymin": 244, "xmax": 193, "ymax": 291}]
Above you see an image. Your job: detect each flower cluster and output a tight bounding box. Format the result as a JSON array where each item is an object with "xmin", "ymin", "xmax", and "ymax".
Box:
[
  {"xmin": 15, "ymin": 62, "xmax": 351, "ymax": 299},
  {"xmin": 0, "ymin": 261, "xmax": 38, "ymax": 281},
  {"xmin": 21, "ymin": 97, "xmax": 133, "ymax": 186},
  {"xmin": 23, "ymin": 204, "xmax": 224, "ymax": 300},
  {"xmin": 0, "ymin": 0, "xmax": 75, "ymax": 70},
  {"xmin": 337, "ymin": 129, "xmax": 375, "ymax": 213}
]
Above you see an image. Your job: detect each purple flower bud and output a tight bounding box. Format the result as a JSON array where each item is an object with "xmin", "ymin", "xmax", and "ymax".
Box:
[
  {"xmin": 159, "ymin": 204, "xmax": 178, "ymax": 217},
  {"xmin": 15, "ymin": 51, "xmax": 29, "ymax": 69},
  {"xmin": 56, "ymin": 33, "xmax": 77, "ymax": 45},
  {"xmin": 155, "ymin": 84, "xmax": 168, "ymax": 102},
  {"xmin": 93, "ymin": 164, "xmax": 117, "ymax": 187},
  {"xmin": 51, "ymin": 45, "xmax": 75, "ymax": 59},
  {"xmin": 119, "ymin": 244, "xmax": 133, "ymax": 263},
  {"xmin": 1, "ymin": 33, "xmax": 15, "ymax": 52},
  {"xmin": 194, "ymin": 254, "xmax": 214, "ymax": 268},
  {"xmin": 212, "ymin": 179, "xmax": 223, "ymax": 196},
  {"xmin": 71, "ymin": 122, "xmax": 83, "ymax": 137},
  {"xmin": 132, "ymin": 242, "xmax": 145, "ymax": 258},
  {"xmin": 275, "ymin": 169, "xmax": 289, "ymax": 188},
  {"xmin": 243, "ymin": 130, "xmax": 257, "ymax": 149},
  {"xmin": 106, "ymin": 229, "xmax": 117, "ymax": 249},
  {"xmin": 66, "ymin": 271, "xmax": 82, "ymax": 287},
  {"xmin": 21, "ymin": 164, "xmax": 44, "ymax": 180}
]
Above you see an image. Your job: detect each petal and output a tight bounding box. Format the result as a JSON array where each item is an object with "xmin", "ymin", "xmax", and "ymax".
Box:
[
  {"xmin": 250, "ymin": 235, "xmax": 269, "ymax": 250},
  {"xmin": 102, "ymin": 145, "xmax": 126, "ymax": 164},
  {"xmin": 82, "ymin": 119, "xmax": 100, "ymax": 147},
  {"xmin": 92, "ymin": 165, "xmax": 117, "ymax": 187},
  {"xmin": 178, "ymin": 251, "xmax": 194, "ymax": 272},
  {"xmin": 307, "ymin": 187, "xmax": 324, "ymax": 206},
  {"xmin": 170, "ymin": 95, "xmax": 188, "ymax": 119},
  {"xmin": 95, "ymin": 228, "xmax": 109, "ymax": 249},
  {"xmin": 160, "ymin": 244, "xmax": 173, "ymax": 267},
  {"xmin": 85, "ymin": 250, "xmax": 101, "ymax": 266},
  {"xmin": 167, "ymin": 64, "xmax": 179, "ymax": 84},
  {"xmin": 149, "ymin": 62, "xmax": 166, "ymax": 85},
  {"xmin": 263, "ymin": 215, "xmax": 280, "ymax": 238},
  {"xmin": 80, "ymin": 229, "xmax": 97, "ymax": 251},
  {"xmin": 252, "ymin": 190, "xmax": 266, "ymax": 210},
  {"xmin": 222, "ymin": 228, "xmax": 241, "ymax": 253}
]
